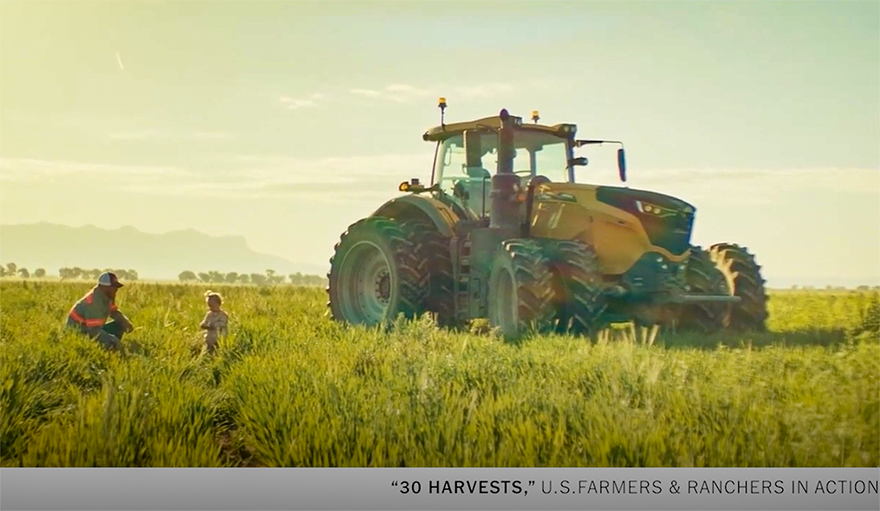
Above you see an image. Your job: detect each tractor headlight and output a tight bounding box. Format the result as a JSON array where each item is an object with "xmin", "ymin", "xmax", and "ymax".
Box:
[{"xmin": 635, "ymin": 200, "xmax": 677, "ymax": 218}]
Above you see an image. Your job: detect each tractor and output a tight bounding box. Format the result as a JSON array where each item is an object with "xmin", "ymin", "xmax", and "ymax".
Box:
[{"xmin": 327, "ymin": 99, "xmax": 769, "ymax": 339}]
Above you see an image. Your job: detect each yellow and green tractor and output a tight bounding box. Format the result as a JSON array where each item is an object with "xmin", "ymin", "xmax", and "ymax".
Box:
[{"xmin": 327, "ymin": 99, "xmax": 769, "ymax": 339}]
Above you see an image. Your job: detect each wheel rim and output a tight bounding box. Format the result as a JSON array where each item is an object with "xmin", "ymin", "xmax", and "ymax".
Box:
[
  {"xmin": 338, "ymin": 241, "xmax": 393, "ymax": 324},
  {"xmin": 491, "ymin": 267, "xmax": 518, "ymax": 337}
]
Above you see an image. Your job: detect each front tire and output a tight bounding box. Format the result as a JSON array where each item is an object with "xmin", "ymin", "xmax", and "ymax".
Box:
[
  {"xmin": 709, "ymin": 243, "xmax": 769, "ymax": 331},
  {"xmin": 676, "ymin": 246, "xmax": 730, "ymax": 333},
  {"xmin": 540, "ymin": 239, "xmax": 608, "ymax": 337},
  {"xmin": 327, "ymin": 217, "xmax": 427, "ymax": 326},
  {"xmin": 487, "ymin": 239, "xmax": 556, "ymax": 340}
]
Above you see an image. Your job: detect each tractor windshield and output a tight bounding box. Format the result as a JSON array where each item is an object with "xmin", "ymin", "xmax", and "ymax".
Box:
[{"xmin": 433, "ymin": 130, "xmax": 570, "ymax": 217}]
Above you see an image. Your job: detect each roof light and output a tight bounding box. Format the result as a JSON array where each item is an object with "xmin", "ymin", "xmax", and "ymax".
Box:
[
  {"xmin": 531, "ymin": 110, "xmax": 540, "ymax": 123},
  {"xmin": 438, "ymin": 98, "xmax": 448, "ymax": 127}
]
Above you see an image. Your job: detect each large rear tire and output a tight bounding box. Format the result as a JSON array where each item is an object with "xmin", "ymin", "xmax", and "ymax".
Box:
[
  {"xmin": 487, "ymin": 239, "xmax": 556, "ymax": 340},
  {"xmin": 403, "ymin": 220, "xmax": 458, "ymax": 328},
  {"xmin": 708, "ymin": 243, "xmax": 769, "ymax": 331},
  {"xmin": 327, "ymin": 217, "xmax": 427, "ymax": 326},
  {"xmin": 539, "ymin": 239, "xmax": 608, "ymax": 337},
  {"xmin": 676, "ymin": 246, "xmax": 730, "ymax": 333}
]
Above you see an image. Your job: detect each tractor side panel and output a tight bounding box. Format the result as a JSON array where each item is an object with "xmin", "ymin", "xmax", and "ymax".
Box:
[{"xmin": 529, "ymin": 184, "xmax": 689, "ymax": 275}]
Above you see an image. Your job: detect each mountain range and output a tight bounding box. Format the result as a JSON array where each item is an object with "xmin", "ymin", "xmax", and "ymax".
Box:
[{"xmin": 0, "ymin": 222, "xmax": 328, "ymax": 280}]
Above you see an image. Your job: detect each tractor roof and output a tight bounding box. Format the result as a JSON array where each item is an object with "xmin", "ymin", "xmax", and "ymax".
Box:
[{"xmin": 422, "ymin": 114, "xmax": 576, "ymax": 142}]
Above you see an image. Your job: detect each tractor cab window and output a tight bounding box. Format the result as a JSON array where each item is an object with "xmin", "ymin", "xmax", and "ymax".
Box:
[
  {"xmin": 433, "ymin": 131, "xmax": 571, "ymax": 218},
  {"xmin": 433, "ymin": 134, "xmax": 494, "ymax": 218},
  {"xmin": 528, "ymin": 138, "xmax": 570, "ymax": 184},
  {"xmin": 482, "ymin": 132, "xmax": 571, "ymax": 185}
]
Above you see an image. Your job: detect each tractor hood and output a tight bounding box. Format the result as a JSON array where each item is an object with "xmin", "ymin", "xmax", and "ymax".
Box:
[
  {"xmin": 595, "ymin": 186, "xmax": 696, "ymax": 216},
  {"xmin": 594, "ymin": 185, "xmax": 696, "ymax": 256}
]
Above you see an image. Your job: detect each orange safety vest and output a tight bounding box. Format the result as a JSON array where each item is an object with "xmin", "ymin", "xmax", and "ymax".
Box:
[{"xmin": 66, "ymin": 287, "xmax": 120, "ymax": 331}]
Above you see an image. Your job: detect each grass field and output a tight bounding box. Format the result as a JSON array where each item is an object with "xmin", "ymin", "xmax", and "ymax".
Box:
[{"xmin": 1, "ymin": 280, "xmax": 878, "ymax": 467}]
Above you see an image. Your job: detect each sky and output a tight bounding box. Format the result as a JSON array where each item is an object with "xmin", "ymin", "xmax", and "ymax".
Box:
[{"xmin": 1, "ymin": 0, "xmax": 878, "ymax": 286}]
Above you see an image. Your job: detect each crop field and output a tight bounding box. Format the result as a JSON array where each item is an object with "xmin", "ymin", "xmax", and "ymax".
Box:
[{"xmin": 1, "ymin": 280, "xmax": 878, "ymax": 467}]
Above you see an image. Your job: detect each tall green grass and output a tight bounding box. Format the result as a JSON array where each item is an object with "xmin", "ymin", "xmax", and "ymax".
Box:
[{"xmin": 1, "ymin": 281, "xmax": 877, "ymax": 467}]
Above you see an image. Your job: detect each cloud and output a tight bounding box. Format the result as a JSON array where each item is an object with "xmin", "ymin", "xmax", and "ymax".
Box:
[
  {"xmin": 575, "ymin": 165, "xmax": 880, "ymax": 206},
  {"xmin": 385, "ymin": 83, "xmax": 431, "ymax": 96},
  {"xmin": 119, "ymin": 177, "xmax": 406, "ymax": 204},
  {"xmin": 109, "ymin": 130, "xmax": 162, "ymax": 141},
  {"xmin": 622, "ymin": 167, "xmax": 880, "ymax": 195},
  {"xmin": 108, "ymin": 130, "xmax": 231, "ymax": 141},
  {"xmin": 451, "ymin": 83, "xmax": 514, "ymax": 98},
  {"xmin": 1, "ymin": 153, "xmax": 433, "ymax": 204},
  {"xmin": 380, "ymin": 84, "xmax": 432, "ymax": 103},
  {"xmin": 202, "ymin": 153, "xmax": 432, "ymax": 202},
  {"xmin": 7, "ymin": 153, "xmax": 874, "ymax": 209},
  {"xmin": 350, "ymin": 88, "xmax": 381, "ymax": 97},
  {"xmin": 348, "ymin": 81, "xmax": 517, "ymax": 104},
  {"xmin": 279, "ymin": 92, "xmax": 327, "ymax": 110},
  {"xmin": 293, "ymin": 81, "xmax": 522, "ymax": 108},
  {"xmin": 189, "ymin": 132, "xmax": 231, "ymax": 140},
  {"xmin": 0, "ymin": 158, "xmax": 188, "ymax": 182},
  {"xmin": 115, "ymin": 51, "xmax": 124, "ymax": 71}
]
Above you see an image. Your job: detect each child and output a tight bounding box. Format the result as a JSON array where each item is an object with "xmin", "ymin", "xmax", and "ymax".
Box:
[{"xmin": 199, "ymin": 290, "xmax": 228, "ymax": 354}]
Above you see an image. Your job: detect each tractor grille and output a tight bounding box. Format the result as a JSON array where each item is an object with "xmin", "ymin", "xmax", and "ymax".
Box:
[
  {"xmin": 596, "ymin": 186, "xmax": 694, "ymax": 256},
  {"xmin": 638, "ymin": 213, "xmax": 693, "ymax": 255}
]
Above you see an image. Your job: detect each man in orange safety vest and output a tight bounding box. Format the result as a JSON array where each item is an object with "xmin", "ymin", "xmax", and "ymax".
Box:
[{"xmin": 65, "ymin": 271, "xmax": 134, "ymax": 350}]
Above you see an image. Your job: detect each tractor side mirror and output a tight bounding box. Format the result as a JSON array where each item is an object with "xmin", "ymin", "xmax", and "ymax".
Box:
[
  {"xmin": 568, "ymin": 157, "xmax": 588, "ymax": 167},
  {"xmin": 617, "ymin": 148, "xmax": 627, "ymax": 182}
]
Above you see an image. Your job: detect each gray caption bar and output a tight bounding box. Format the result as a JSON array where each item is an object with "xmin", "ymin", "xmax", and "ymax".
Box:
[{"xmin": 1, "ymin": 467, "xmax": 878, "ymax": 511}]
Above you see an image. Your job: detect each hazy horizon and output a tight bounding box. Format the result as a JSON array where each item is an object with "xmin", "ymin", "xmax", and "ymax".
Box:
[{"xmin": 2, "ymin": 1, "xmax": 878, "ymax": 286}]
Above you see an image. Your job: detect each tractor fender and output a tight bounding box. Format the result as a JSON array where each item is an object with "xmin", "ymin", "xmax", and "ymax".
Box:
[{"xmin": 372, "ymin": 195, "xmax": 460, "ymax": 238}]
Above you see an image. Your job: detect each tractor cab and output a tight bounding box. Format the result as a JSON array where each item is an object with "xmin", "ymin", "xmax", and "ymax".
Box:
[
  {"xmin": 420, "ymin": 99, "xmax": 627, "ymax": 222},
  {"xmin": 423, "ymin": 106, "xmax": 577, "ymax": 220},
  {"xmin": 430, "ymin": 127, "xmax": 573, "ymax": 219}
]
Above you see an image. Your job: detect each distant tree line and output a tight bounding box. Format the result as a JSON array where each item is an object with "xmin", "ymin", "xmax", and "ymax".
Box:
[
  {"xmin": 0, "ymin": 262, "xmax": 325, "ymax": 286},
  {"xmin": 177, "ymin": 269, "xmax": 325, "ymax": 286},
  {"xmin": 58, "ymin": 267, "xmax": 140, "ymax": 281},
  {"xmin": 0, "ymin": 263, "xmax": 140, "ymax": 281},
  {"xmin": 791, "ymin": 285, "xmax": 880, "ymax": 291},
  {"xmin": 0, "ymin": 263, "xmax": 50, "ymax": 279}
]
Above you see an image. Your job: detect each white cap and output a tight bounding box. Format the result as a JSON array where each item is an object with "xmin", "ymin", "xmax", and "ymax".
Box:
[{"xmin": 97, "ymin": 271, "xmax": 123, "ymax": 287}]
